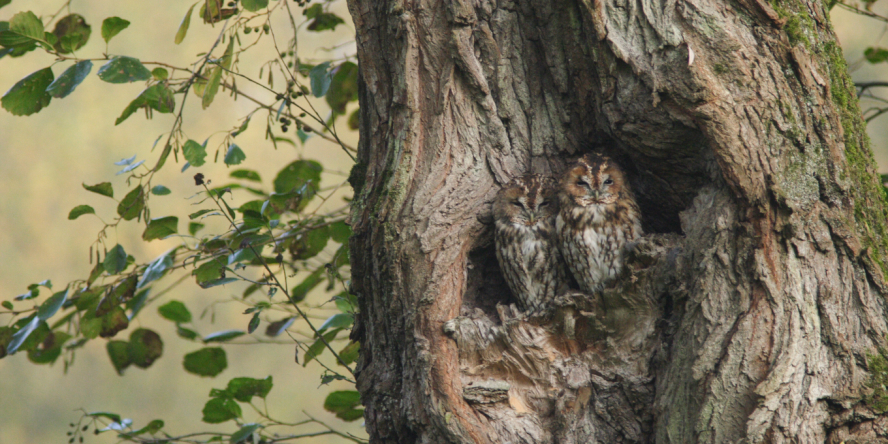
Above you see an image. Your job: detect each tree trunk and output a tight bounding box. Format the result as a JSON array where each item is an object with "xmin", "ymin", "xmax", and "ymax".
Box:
[{"xmin": 345, "ymin": 0, "xmax": 888, "ymax": 442}]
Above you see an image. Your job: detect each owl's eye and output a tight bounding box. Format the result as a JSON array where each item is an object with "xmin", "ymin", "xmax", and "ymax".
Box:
[
  {"xmin": 539, "ymin": 201, "xmax": 550, "ymax": 208},
  {"xmin": 576, "ymin": 180, "xmax": 589, "ymax": 188},
  {"xmin": 603, "ymin": 178, "xmax": 614, "ymax": 185},
  {"xmin": 512, "ymin": 201, "xmax": 523, "ymax": 208}
]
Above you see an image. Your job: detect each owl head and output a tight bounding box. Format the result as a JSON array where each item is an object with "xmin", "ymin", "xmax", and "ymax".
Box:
[
  {"xmin": 560, "ymin": 154, "xmax": 630, "ymax": 207},
  {"xmin": 494, "ymin": 174, "xmax": 558, "ymax": 228}
]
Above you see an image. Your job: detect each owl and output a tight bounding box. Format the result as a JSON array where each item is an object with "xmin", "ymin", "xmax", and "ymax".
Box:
[
  {"xmin": 556, "ymin": 154, "xmax": 642, "ymax": 293},
  {"xmin": 493, "ymin": 174, "xmax": 567, "ymax": 314}
]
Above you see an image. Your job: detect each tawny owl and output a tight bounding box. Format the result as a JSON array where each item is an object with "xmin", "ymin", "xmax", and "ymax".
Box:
[
  {"xmin": 493, "ymin": 174, "xmax": 567, "ymax": 314},
  {"xmin": 556, "ymin": 154, "xmax": 642, "ymax": 293}
]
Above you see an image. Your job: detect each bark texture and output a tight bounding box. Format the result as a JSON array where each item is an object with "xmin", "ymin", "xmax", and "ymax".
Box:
[{"xmin": 346, "ymin": 0, "xmax": 888, "ymax": 442}]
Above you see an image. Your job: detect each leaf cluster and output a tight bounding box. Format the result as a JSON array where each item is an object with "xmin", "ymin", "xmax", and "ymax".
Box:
[{"xmin": 0, "ymin": 0, "xmax": 364, "ymax": 442}]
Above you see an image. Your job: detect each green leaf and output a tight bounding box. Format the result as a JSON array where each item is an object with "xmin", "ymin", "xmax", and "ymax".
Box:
[
  {"xmin": 83, "ymin": 181, "xmax": 113, "ymax": 198},
  {"xmin": 128, "ymin": 328, "xmax": 163, "ymax": 368},
  {"xmin": 865, "ymin": 47, "xmax": 888, "ymax": 64},
  {"xmin": 247, "ymin": 312, "xmax": 260, "ymax": 333},
  {"xmin": 224, "ymin": 144, "xmax": 246, "ymax": 165},
  {"xmin": 232, "ymin": 115, "xmax": 251, "ymax": 136},
  {"xmin": 127, "ymin": 288, "xmax": 149, "ymax": 318},
  {"xmin": 116, "ymin": 159, "xmax": 145, "ymax": 175},
  {"xmin": 228, "ymin": 248, "xmax": 256, "ymax": 264},
  {"xmin": 129, "ymin": 419, "xmax": 164, "ymax": 436},
  {"xmin": 220, "ymin": 38, "xmax": 234, "ymax": 70},
  {"xmin": 296, "ymin": 128, "xmax": 310, "ymax": 144},
  {"xmin": 323, "ymin": 390, "xmax": 363, "ymax": 421},
  {"xmin": 334, "ymin": 291, "xmax": 357, "ymax": 313},
  {"xmin": 158, "ymin": 300, "xmax": 192, "ymax": 323},
  {"xmin": 143, "ymin": 216, "xmax": 178, "ymax": 241},
  {"xmin": 202, "ymin": 65, "xmax": 222, "ymax": 109},
  {"xmin": 98, "ymin": 56, "xmax": 152, "ymax": 83},
  {"xmin": 318, "ymin": 313, "xmax": 354, "ymax": 334},
  {"xmin": 104, "ymin": 244, "xmax": 128, "ymax": 274},
  {"xmin": 201, "ymin": 397, "xmax": 241, "ymax": 423},
  {"xmin": 37, "ymin": 289, "xmax": 69, "ymax": 320},
  {"xmin": 189, "ymin": 222, "xmax": 205, "ymax": 235},
  {"xmin": 307, "ymin": 12, "xmax": 345, "ymax": 32},
  {"xmin": 0, "ymin": 326, "xmax": 12, "ymax": 358},
  {"xmin": 265, "ymin": 317, "xmax": 294, "ymax": 337},
  {"xmin": 1, "ymin": 301, "xmax": 12, "ymax": 310},
  {"xmin": 227, "ymin": 376, "xmax": 273, "ymax": 402},
  {"xmin": 326, "ymin": 61, "xmax": 358, "ymax": 114},
  {"xmin": 230, "ymin": 423, "xmax": 263, "ymax": 444},
  {"xmin": 202, "ymin": 277, "xmax": 240, "ymax": 289},
  {"xmin": 189, "ymin": 209, "xmax": 217, "ymax": 220},
  {"xmin": 194, "ymin": 257, "xmax": 226, "ymax": 284},
  {"xmin": 7, "ymin": 316, "xmax": 40, "ymax": 354},
  {"xmin": 152, "ymin": 67, "xmax": 169, "ymax": 80},
  {"xmin": 303, "ymin": 4, "xmax": 324, "ymax": 19},
  {"xmin": 80, "ymin": 317, "xmax": 102, "ymax": 339},
  {"xmin": 137, "ymin": 253, "xmax": 173, "ymax": 289},
  {"xmin": 1, "ymin": 67, "xmax": 53, "ymax": 116},
  {"xmin": 330, "ymin": 221, "xmax": 352, "ymax": 243},
  {"xmin": 0, "ymin": 0, "xmax": 9, "ymax": 9},
  {"xmin": 115, "ymin": 83, "xmax": 176, "ymax": 125},
  {"xmin": 184, "ymin": 347, "xmax": 227, "ymax": 377},
  {"xmin": 46, "ymin": 60, "xmax": 92, "ymax": 99},
  {"xmin": 51, "ymin": 14, "xmax": 91, "ymax": 54},
  {"xmin": 115, "ymin": 155, "xmax": 136, "ymax": 166},
  {"xmin": 4, "ymin": 11, "xmax": 45, "ymax": 44},
  {"xmin": 273, "ymin": 160, "xmax": 322, "ymax": 193},
  {"xmin": 291, "ymin": 225, "xmax": 330, "ymax": 260},
  {"xmin": 175, "ymin": 4, "xmax": 195, "ymax": 44},
  {"xmin": 101, "ymin": 17, "xmax": 130, "ymax": 43},
  {"xmin": 230, "ymin": 169, "xmax": 261, "ymax": 182},
  {"xmin": 177, "ymin": 326, "xmax": 199, "ymax": 340},
  {"xmin": 28, "ymin": 331, "xmax": 70, "ymax": 364},
  {"xmin": 339, "ymin": 341, "xmax": 359, "ymax": 366},
  {"xmin": 201, "ymin": 0, "xmax": 237, "ymax": 23},
  {"xmin": 0, "ymin": 36, "xmax": 37, "ymax": 55},
  {"xmin": 117, "ymin": 186, "xmax": 145, "ymax": 220},
  {"xmin": 151, "ymin": 185, "xmax": 171, "ymax": 195},
  {"xmin": 68, "ymin": 204, "xmax": 95, "ymax": 220},
  {"xmin": 309, "ymin": 61, "xmax": 332, "ymax": 97},
  {"xmin": 347, "ymin": 108, "xmax": 360, "ymax": 130},
  {"xmin": 107, "ymin": 340, "xmax": 131, "ymax": 375},
  {"xmin": 241, "ymin": 0, "xmax": 269, "ymax": 12},
  {"xmin": 100, "ymin": 306, "xmax": 130, "ymax": 338},
  {"xmin": 203, "ymin": 330, "xmax": 245, "ymax": 343},
  {"xmin": 183, "ymin": 139, "xmax": 207, "ymax": 167},
  {"xmin": 88, "ymin": 412, "xmax": 122, "ymax": 424},
  {"xmin": 303, "ymin": 329, "xmax": 338, "ymax": 366},
  {"xmin": 291, "ymin": 268, "xmax": 324, "ymax": 303}
]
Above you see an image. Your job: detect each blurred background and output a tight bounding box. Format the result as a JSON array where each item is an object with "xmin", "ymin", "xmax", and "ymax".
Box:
[
  {"xmin": 2, "ymin": 1, "xmax": 888, "ymax": 444},
  {"xmin": 0, "ymin": 0, "xmax": 362, "ymax": 443}
]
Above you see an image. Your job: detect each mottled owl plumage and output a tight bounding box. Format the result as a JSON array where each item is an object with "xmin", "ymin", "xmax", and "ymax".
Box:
[
  {"xmin": 556, "ymin": 154, "xmax": 642, "ymax": 293},
  {"xmin": 494, "ymin": 174, "xmax": 567, "ymax": 314}
]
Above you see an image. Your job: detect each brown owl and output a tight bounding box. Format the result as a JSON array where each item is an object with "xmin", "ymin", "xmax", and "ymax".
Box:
[
  {"xmin": 493, "ymin": 174, "xmax": 567, "ymax": 314},
  {"xmin": 556, "ymin": 154, "xmax": 642, "ymax": 293}
]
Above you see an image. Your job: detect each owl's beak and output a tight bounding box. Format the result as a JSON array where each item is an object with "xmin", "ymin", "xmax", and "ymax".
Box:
[
  {"xmin": 527, "ymin": 213, "xmax": 536, "ymax": 225},
  {"xmin": 589, "ymin": 190, "xmax": 600, "ymax": 200}
]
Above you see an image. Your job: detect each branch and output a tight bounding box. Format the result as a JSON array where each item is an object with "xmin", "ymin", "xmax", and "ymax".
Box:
[
  {"xmin": 202, "ymin": 184, "xmax": 356, "ymax": 378},
  {"xmin": 857, "ymin": 81, "xmax": 888, "ymax": 93},
  {"xmin": 836, "ymin": 2, "xmax": 888, "ymax": 24}
]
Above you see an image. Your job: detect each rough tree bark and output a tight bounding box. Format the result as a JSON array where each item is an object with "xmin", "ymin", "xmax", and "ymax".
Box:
[{"xmin": 345, "ymin": 0, "xmax": 888, "ymax": 442}]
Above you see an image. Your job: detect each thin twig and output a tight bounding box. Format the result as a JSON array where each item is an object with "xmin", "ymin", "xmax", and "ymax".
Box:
[{"xmin": 202, "ymin": 184, "xmax": 355, "ymax": 377}]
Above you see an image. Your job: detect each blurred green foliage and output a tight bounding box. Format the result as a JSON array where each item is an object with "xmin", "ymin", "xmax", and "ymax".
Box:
[{"xmin": 0, "ymin": 0, "xmax": 363, "ymax": 442}]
